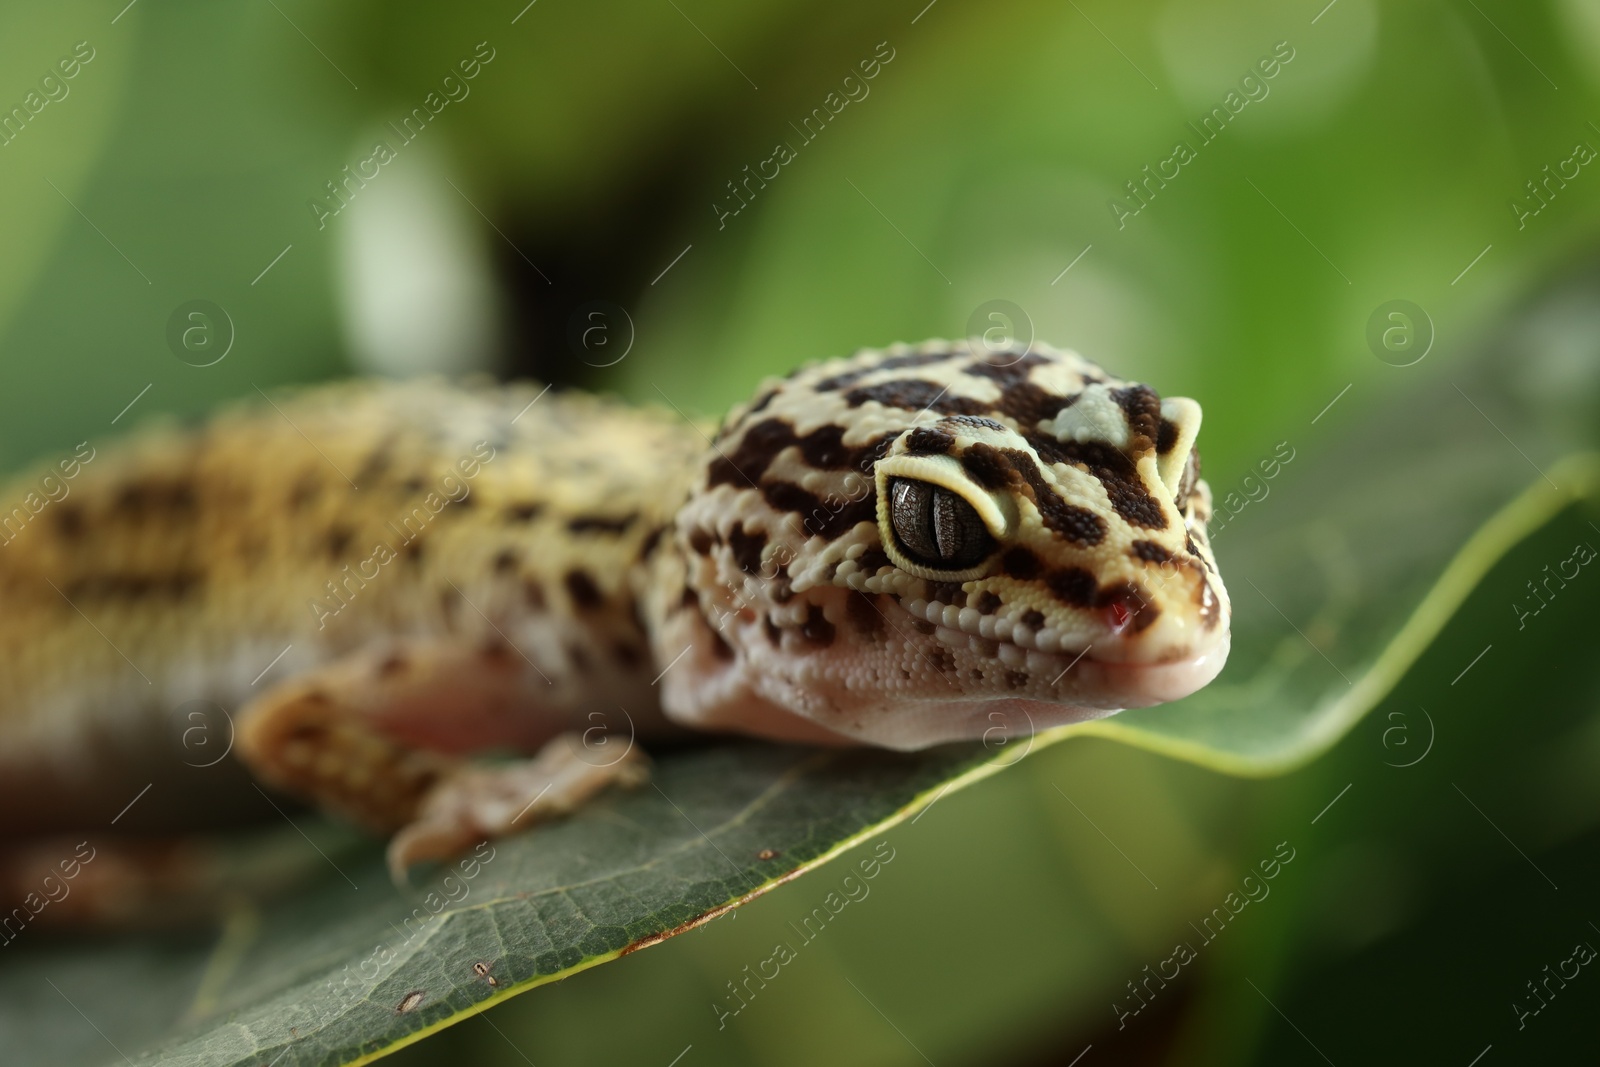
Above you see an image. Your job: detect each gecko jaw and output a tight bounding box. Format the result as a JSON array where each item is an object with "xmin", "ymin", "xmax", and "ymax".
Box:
[
  {"xmin": 1071, "ymin": 630, "xmax": 1231, "ymax": 707},
  {"xmin": 912, "ymin": 611, "xmax": 1230, "ymax": 712},
  {"xmin": 900, "ymin": 582, "xmax": 1229, "ymax": 667}
]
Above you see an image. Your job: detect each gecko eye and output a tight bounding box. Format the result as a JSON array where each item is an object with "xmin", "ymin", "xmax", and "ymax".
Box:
[{"xmin": 887, "ymin": 477, "xmax": 997, "ymax": 570}]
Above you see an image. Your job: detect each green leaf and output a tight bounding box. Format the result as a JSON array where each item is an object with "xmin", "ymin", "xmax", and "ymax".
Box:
[
  {"xmin": 3, "ymin": 742, "xmax": 1027, "ymax": 1067},
  {"xmin": 10, "ymin": 349, "xmax": 1597, "ymax": 1067}
]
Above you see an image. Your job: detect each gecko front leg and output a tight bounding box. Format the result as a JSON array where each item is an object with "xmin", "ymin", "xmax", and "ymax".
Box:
[
  {"xmin": 234, "ymin": 639, "xmax": 650, "ymax": 880},
  {"xmin": 388, "ymin": 734, "xmax": 648, "ymax": 880}
]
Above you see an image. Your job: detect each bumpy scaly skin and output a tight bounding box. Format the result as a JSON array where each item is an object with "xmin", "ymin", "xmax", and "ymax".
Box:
[
  {"xmin": 0, "ymin": 340, "xmax": 1228, "ymax": 865},
  {"xmin": 0, "ymin": 380, "xmax": 699, "ymax": 835}
]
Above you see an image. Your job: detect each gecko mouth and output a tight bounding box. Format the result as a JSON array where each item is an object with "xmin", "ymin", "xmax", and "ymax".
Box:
[{"xmin": 891, "ymin": 593, "xmax": 1230, "ymax": 706}]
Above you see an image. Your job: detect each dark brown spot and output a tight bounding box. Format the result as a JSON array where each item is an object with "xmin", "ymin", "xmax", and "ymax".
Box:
[
  {"xmin": 1157, "ymin": 418, "xmax": 1179, "ymax": 454},
  {"xmin": 1021, "ymin": 609, "xmax": 1045, "ymax": 629},
  {"xmin": 995, "ymin": 381, "xmax": 1077, "ymax": 427},
  {"xmin": 911, "ymin": 617, "xmax": 936, "ymax": 635},
  {"xmin": 801, "ymin": 604, "xmax": 836, "ymax": 647},
  {"xmin": 1001, "ymin": 546, "xmax": 1043, "ymax": 580},
  {"xmin": 1005, "ymin": 670, "xmax": 1029, "ymax": 690},
  {"xmin": 53, "ymin": 504, "xmax": 85, "ymax": 541},
  {"xmin": 763, "ymin": 482, "xmax": 875, "ymax": 539},
  {"xmin": 480, "ymin": 641, "xmax": 516, "ymax": 668},
  {"xmin": 764, "ymin": 615, "xmax": 783, "ymax": 647},
  {"xmin": 975, "ymin": 591, "xmax": 1002, "ymax": 614},
  {"xmin": 63, "ymin": 571, "xmax": 202, "ymax": 601},
  {"xmin": 846, "ymin": 590, "xmax": 884, "ymax": 636},
  {"xmin": 492, "ymin": 548, "xmax": 520, "ymax": 574},
  {"xmin": 814, "ymin": 349, "xmax": 960, "ymax": 391},
  {"xmin": 688, "ymin": 528, "xmax": 716, "ymax": 555},
  {"xmin": 505, "ymin": 502, "xmax": 543, "ymax": 522},
  {"xmin": 1111, "ymin": 385, "xmax": 1162, "ymax": 451},
  {"xmin": 710, "ymin": 628, "xmax": 736, "ymax": 661},
  {"xmin": 637, "ymin": 526, "xmax": 666, "ymax": 558},
  {"xmin": 288, "ymin": 474, "xmax": 319, "ymax": 510},
  {"xmin": 679, "ymin": 585, "xmax": 699, "ymax": 609},
  {"xmin": 798, "ymin": 424, "xmax": 892, "ymax": 470},
  {"xmin": 727, "ymin": 523, "xmax": 767, "ymax": 575},
  {"xmin": 928, "ymin": 581, "xmax": 965, "ymax": 606},
  {"xmin": 378, "ymin": 654, "xmax": 407, "ymax": 678},
  {"xmin": 929, "ymin": 646, "xmax": 957, "ymax": 673},
  {"xmin": 567, "ymin": 642, "xmax": 592, "ymax": 672},
  {"xmin": 746, "ymin": 388, "xmax": 779, "ymax": 414},
  {"xmin": 904, "ymin": 427, "xmax": 955, "ymax": 456},
  {"xmin": 857, "ymin": 547, "xmax": 891, "ymax": 573},
  {"xmin": 1003, "ymin": 447, "xmax": 1110, "ymax": 544},
  {"xmin": 565, "ymin": 570, "xmax": 603, "ymax": 610},
  {"xmin": 613, "ymin": 640, "xmax": 644, "ymax": 666},
  {"xmin": 354, "ymin": 441, "xmax": 395, "ymax": 485},
  {"xmin": 960, "ymin": 442, "xmax": 1019, "ymax": 490},
  {"xmin": 567, "ymin": 513, "xmax": 637, "ymax": 535},
  {"xmin": 113, "ymin": 479, "xmax": 198, "ymax": 520},
  {"xmin": 1132, "ymin": 540, "xmax": 1171, "ymax": 563},
  {"xmin": 1046, "ymin": 567, "xmax": 1096, "ymax": 607},
  {"xmin": 402, "ymin": 541, "xmax": 425, "ymax": 564},
  {"xmin": 707, "ymin": 418, "xmax": 798, "ymax": 488},
  {"xmin": 325, "ymin": 525, "xmax": 353, "ymax": 559},
  {"xmin": 1027, "ymin": 435, "xmax": 1165, "ymax": 530},
  {"xmin": 962, "ymin": 351, "xmax": 1049, "ymax": 384},
  {"xmin": 845, "ymin": 379, "xmax": 990, "ymax": 417}
]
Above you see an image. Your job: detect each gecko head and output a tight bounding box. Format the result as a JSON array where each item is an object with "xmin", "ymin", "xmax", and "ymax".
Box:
[{"xmin": 658, "ymin": 339, "xmax": 1231, "ymax": 750}]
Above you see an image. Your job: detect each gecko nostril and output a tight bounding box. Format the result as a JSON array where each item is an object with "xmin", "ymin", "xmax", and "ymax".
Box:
[{"xmin": 1097, "ymin": 583, "xmax": 1158, "ymax": 634}]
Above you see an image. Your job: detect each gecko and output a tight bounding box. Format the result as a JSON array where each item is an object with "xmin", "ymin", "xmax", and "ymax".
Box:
[{"xmin": 0, "ymin": 339, "xmax": 1229, "ymax": 882}]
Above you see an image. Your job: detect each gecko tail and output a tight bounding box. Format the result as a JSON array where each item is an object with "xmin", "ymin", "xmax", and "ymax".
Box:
[{"xmin": 0, "ymin": 828, "xmax": 355, "ymax": 933}]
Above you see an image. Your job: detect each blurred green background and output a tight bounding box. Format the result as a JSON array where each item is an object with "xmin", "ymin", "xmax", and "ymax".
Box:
[{"xmin": 4, "ymin": 0, "xmax": 1600, "ymax": 1063}]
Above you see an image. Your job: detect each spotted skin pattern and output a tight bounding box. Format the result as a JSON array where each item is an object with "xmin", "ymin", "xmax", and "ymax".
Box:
[
  {"xmin": 659, "ymin": 339, "xmax": 1229, "ymax": 752},
  {"xmin": 0, "ymin": 341, "xmax": 1228, "ymax": 870}
]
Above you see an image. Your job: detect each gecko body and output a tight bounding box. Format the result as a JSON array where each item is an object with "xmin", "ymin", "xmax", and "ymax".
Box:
[{"xmin": 0, "ymin": 340, "xmax": 1228, "ymax": 873}]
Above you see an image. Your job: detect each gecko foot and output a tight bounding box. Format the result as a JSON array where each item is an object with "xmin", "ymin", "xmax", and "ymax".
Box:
[{"xmin": 386, "ymin": 732, "xmax": 650, "ymax": 883}]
